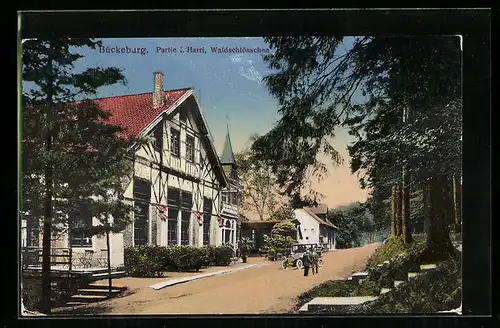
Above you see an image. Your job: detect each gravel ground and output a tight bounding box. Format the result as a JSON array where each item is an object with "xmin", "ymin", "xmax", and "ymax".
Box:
[{"xmin": 53, "ymin": 243, "xmax": 381, "ymax": 315}]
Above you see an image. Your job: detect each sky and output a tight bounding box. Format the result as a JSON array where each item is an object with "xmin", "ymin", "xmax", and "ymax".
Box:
[{"xmin": 27, "ymin": 37, "xmax": 370, "ymax": 209}]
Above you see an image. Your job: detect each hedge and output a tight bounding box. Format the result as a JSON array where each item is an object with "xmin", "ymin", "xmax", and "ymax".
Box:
[
  {"xmin": 213, "ymin": 245, "xmax": 233, "ymax": 266},
  {"xmin": 124, "ymin": 245, "xmax": 235, "ymax": 277},
  {"xmin": 168, "ymin": 246, "xmax": 209, "ymax": 272},
  {"xmin": 124, "ymin": 245, "xmax": 168, "ymax": 277}
]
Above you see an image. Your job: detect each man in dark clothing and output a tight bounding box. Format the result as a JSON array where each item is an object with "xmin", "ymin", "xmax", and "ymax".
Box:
[
  {"xmin": 311, "ymin": 247, "xmax": 320, "ymax": 274},
  {"xmin": 302, "ymin": 250, "xmax": 312, "ymax": 276}
]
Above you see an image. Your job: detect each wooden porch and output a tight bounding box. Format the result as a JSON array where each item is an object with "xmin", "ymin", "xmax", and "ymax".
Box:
[{"xmin": 21, "ymin": 247, "xmax": 125, "ymax": 281}]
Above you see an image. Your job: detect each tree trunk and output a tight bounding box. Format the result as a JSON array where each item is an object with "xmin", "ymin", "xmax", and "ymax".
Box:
[
  {"xmin": 424, "ymin": 176, "xmax": 455, "ymax": 259},
  {"xmin": 394, "ymin": 185, "xmax": 402, "ymax": 237},
  {"xmin": 41, "ymin": 41, "xmax": 55, "ymax": 315},
  {"xmin": 40, "ymin": 136, "xmax": 53, "ymax": 314},
  {"xmin": 106, "ymin": 229, "xmax": 112, "ymax": 298},
  {"xmin": 401, "ymin": 166, "xmax": 413, "ymax": 243},
  {"xmin": 423, "ymin": 184, "xmax": 430, "ymax": 236},
  {"xmin": 453, "ymin": 174, "xmax": 462, "ymax": 233},
  {"xmin": 391, "ymin": 186, "xmax": 395, "ymax": 237}
]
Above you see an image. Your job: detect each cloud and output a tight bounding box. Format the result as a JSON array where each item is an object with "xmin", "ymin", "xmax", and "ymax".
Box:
[
  {"xmin": 229, "ymin": 54, "xmax": 263, "ymax": 82},
  {"xmin": 238, "ymin": 66, "xmax": 262, "ymax": 82}
]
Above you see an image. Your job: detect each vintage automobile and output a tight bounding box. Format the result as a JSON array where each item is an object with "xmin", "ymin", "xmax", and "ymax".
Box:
[{"xmin": 281, "ymin": 243, "xmax": 324, "ymax": 270}]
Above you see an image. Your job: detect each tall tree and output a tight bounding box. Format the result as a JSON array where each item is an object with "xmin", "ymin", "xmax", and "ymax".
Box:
[
  {"xmin": 255, "ymin": 36, "xmax": 461, "ymax": 255},
  {"xmin": 21, "ymin": 38, "xmax": 136, "ymax": 313},
  {"xmin": 235, "ymin": 140, "xmax": 289, "ymax": 220}
]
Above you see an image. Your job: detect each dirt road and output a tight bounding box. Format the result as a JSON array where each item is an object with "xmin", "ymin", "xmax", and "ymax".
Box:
[{"xmin": 61, "ymin": 243, "xmax": 380, "ymax": 315}]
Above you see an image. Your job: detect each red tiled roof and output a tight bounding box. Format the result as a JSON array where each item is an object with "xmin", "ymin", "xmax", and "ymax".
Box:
[{"xmin": 93, "ymin": 89, "xmax": 191, "ymax": 137}]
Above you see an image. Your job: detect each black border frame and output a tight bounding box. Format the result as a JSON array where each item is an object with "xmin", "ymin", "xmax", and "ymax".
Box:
[{"xmin": 11, "ymin": 8, "xmax": 492, "ymax": 328}]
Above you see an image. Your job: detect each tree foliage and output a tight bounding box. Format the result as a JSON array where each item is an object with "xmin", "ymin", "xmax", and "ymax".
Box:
[
  {"xmin": 260, "ymin": 220, "xmax": 297, "ymax": 257},
  {"xmin": 235, "ymin": 138, "xmax": 289, "ymax": 220},
  {"xmin": 254, "ymin": 36, "xmax": 461, "ymax": 204},
  {"xmin": 22, "ymin": 38, "xmax": 137, "ymax": 234},
  {"xmin": 21, "ymin": 38, "xmax": 138, "ymax": 313},
  {"xmin": 328, "ymin": 202, "xmax": 376, "ymax": 249},
  {"xmin": 269, "ymin": 204, "xmax": 295, "ymax": 222}
]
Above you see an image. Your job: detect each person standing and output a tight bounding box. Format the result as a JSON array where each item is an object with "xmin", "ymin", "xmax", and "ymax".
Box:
[
  {"xmin": 311, "ymin": 247, "xmax": 320, "ymax": 274},
  {"xmin": 302, "ymin": 250, "xmax": 312, "ymax": 276}
]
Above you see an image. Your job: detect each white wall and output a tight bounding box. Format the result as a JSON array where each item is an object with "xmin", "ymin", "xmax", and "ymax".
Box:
[
  {"xmin": 294, "ymin": 209, "xmax": 320, "ymax": 245},
  {"xmin": 294, "ymin": 209, "xmax": 337, "ymax": 250}
]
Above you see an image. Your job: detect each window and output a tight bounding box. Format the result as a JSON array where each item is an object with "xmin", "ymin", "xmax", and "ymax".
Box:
[
  {"xmin": 230, "ymin": 168, "xmax": 238, "ymax": 180},
  {"xmin": 231, "ymin": 191, "xmax": 240, "ymax": 205},
  {"xmin": 223, "ymin": 220, "xmax": 232, "ymax": 245},
  {"xmin": 167, "ymin": 188, "xmax": 180, "ymax": 246},
  {"xmin": 203, "ymin": 197, "xmax": 212, "ymax": 246},
  {"xmin": 69, "ymin": 210, "xmax": 93, "ymax": 247},
  {"xmin": 181, "ymin": 192, "xmax": 192, "ymax": 245},
  {"xmin": 134, "ymin": 177, "xmax": 151, "ymax": 246},
  {"xmin": 167, "ymin": 208, "xmax": 178, "ymax": 246},
  {"xmin": 167, "ymin": 188, "xmax": 192, "ymax": 246},
  {"xmin": 170, "ymin": 128, "xmax": 180, "ymax": 157},
  {"xmin": 221, "ymin": 191, "xmax": 228, "ymax": 204},
  {"xmin": 186, "ymin": 135, "xmax": 195, "ymax": 163},
  {"xmin": 152, "ymin": 125, "xmax": 163, "ymax": 152}
]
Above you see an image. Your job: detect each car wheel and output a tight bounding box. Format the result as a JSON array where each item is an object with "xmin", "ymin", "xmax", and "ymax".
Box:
[{"xmin": 296, "ymin": 259, "xmax": 303, "ymax": 270}]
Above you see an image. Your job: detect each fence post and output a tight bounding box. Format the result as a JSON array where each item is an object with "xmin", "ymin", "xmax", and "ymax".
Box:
[{"xmin": 69, "ymin": 247, "xmax": 72, "ymax": 272}]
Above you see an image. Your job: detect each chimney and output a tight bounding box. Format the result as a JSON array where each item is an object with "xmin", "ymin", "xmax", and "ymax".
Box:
[{"xmin": 152, "ymin": 72, "xmax": 164, "ymax": 108}]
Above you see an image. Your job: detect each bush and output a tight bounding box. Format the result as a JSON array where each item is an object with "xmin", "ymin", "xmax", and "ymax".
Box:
[
  {"xmin": 124, "ymin": 245, "xmax": 169, "ymax": 277},
  {"xmin": 168, "ymin": 246, "xmax": 209, "ymax": 272},
  {"xmin": 366, "ymin": 236, "xmax": 426, "ymax": 268},
  {"xmin": 21, "ymin": 274, "xmax": 89, "ymax": 312},
  {"xmin": 124, "ymin": 244, "xmax": 235, "ymax": 277},
  {"xmin": 204, "ymin": 246, "xmax": 216, "ymax": 266},
  {"xmin": 296, "ymin": 236, "xmax": 462, "ymax": 314},
  {"xmin": 260, "ymin": 234, "xmax": 295, "ymax": 259},
  {"xmin": 214, "ymin": 245, "xmax": 233, "ymax": 266},
  {"xmin": 22, "ymin": 278, "xmax": 42, "ymax": 312},
  {"xmin": 359, "ymin": 259, "xmax": 462, "ymax": 313}
]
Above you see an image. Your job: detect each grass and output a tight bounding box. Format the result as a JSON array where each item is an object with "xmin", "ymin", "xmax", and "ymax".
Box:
[
  {"xmin": 365, "ymin": 235, "xmax": 426, "ymax": 269},
  {"xmin": 357, "ymin": 259, "xmax": 461, "ymax": 314},
  {"xmin": 295, "ymin": 234, "xmax": 462, "ymax": 314}
]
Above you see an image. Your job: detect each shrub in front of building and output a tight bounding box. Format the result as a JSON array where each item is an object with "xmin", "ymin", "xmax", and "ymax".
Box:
[
  {"xmin": 124, "ymin": 244, "xmax": 235, "ymax": 277},
  {"xmin": 124, "ymin": 245, "xmax": 169, "ymax": 277},
  {"xmin": 168, "ymin": 246, "xmax": 209, "ymax": 272},
  {"xmin": 213, "ymin": 245, "xmax": 233, "ymax": 266}
]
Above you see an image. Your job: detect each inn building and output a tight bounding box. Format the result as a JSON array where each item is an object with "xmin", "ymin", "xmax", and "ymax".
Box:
[{"xmin": 21, "ymin": 72, "xmax": 240, "ymax": 269}]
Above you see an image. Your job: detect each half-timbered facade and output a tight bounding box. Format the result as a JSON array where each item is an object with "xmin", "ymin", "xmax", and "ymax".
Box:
[
  {"xmin": 21, "ymin": 72, "xmax": 228, "ymax": 269},
  {"xmin": 118, "ymin": 72, "xmax": 227, "ymax": 250}
]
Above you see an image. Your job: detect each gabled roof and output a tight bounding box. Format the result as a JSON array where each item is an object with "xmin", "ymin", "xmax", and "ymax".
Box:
[
  {"xmin": 304, "ymin": 204, "xmax": 328, "ymax": 215},
  {"xmin": 301, "ymin": 207, "xmax": 338, "ymax": 229},
  {"xmin": 220, "ymin": 127, "xmax": 235, "ymax": 165},
  {"xmin": 88, "ymin": 88, "xmax": 227, "ymax": 187},
  {"xmin": 93, "ymin": 89, "xmax": 190, "ymax": 138}
]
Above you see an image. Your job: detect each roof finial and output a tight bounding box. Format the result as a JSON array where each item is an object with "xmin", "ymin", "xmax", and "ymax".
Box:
[{"xmin": 226, "ymin": 115, "xmax": 230, "ymax": 135}]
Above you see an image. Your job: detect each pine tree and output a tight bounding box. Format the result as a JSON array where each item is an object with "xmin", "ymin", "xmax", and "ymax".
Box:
[
  {"xmin": 254, "ymin": 36, "xmax": 461, "ymax": 257},
  {"xmin": 21, "ymin": 38, "xmax": 137, "ymax": 313}
]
